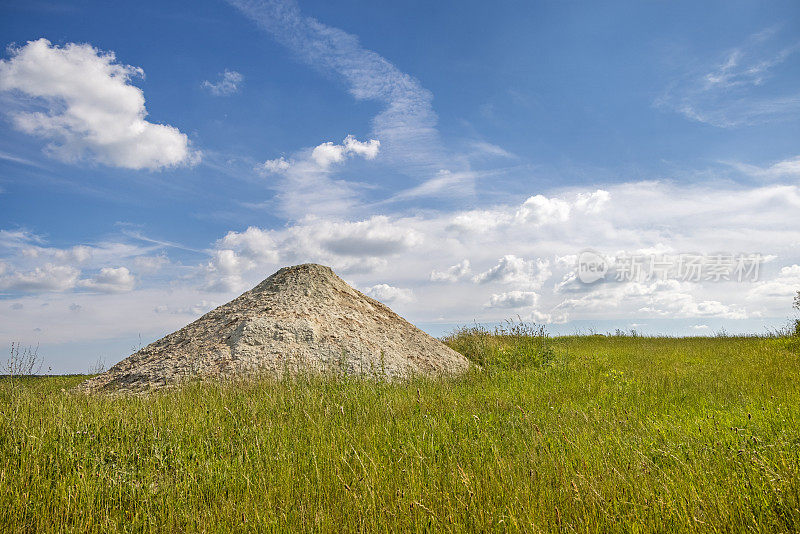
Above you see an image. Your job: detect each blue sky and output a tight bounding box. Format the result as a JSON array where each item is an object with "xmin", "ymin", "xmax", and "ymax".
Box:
[{"xmin": 1, "ymin": 0, "xmax": 799, "ymax": 372}]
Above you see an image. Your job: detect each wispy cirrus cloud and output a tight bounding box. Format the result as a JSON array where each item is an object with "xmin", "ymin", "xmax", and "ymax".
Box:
[
  {"xmin": 724, "ymin": 155, "xmax": 800, "ymax": 181},
  {"xmin": 0, "ymin": 150, "xmax": 46, "ymax": 168},
  {"xmin": 227, "ymin": 0, "xmax": 443, "ymax": 175},
  {"xmin": 202, "ymin": 69, "xmax": 244, "ymax": 96},
  {"xmin": 656, "ymin": 28, "xmax": 800, "ymax": 127},
  {"xmin": 228, "ymin": 0, "xmax": 484, "ymax": 207}
]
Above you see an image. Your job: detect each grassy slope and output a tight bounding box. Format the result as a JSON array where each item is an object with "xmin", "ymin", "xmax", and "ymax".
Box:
[{"xmin": 1, "ymin": 335, "xmax": 799, "ymax": 532}]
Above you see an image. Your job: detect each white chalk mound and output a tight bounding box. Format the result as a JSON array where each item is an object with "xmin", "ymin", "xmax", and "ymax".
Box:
[{"xmin": 77, "ymin": 264, "xmax": 469, "ymax": 392}]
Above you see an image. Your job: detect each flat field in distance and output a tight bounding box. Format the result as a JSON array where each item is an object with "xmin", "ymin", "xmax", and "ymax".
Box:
[{"xmin": 1, "ymin": 332, "xmax": 799, "ymax": 532}]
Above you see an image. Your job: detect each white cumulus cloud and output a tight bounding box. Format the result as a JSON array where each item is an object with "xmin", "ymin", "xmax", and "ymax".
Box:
[
  {"xmin": 342, "ymin": 135, "xmax": 380, "ymax": 159},
  {"xmin": 78, "ymin": 267, "xmax": 135, "ymax": 293},
  {"xmin": 0, "ymin": 38, "xmax": 199, "ymax": 169},
  {"xmin": 311, "ymin": 142, "xmax": 346, "ymax": 168},
  {"xmin": 486, "ymin": 290, "xmax": 539, "ymax": 309},
  {"xmin": 473, "ymin": 255, "xmax": 552, "ymax": 288},
  {"xmin": 218, "ymin": 226, "xmax": 280, "ymax": 263},
  {"xmin": 515, "ymin": 195, "xmax": 571, "ymax": 225},
  {"xmin": 747, "ymin": 264, "xmax": 800, "ymax": 304},
  {"xmin": 364, "ymin": 284, "xmax": 413, "ymax": 304},
  {"xmin": 256, "ymin": 156, "xmax": 291, "ymax": 175},
  {"xmin": 311, "ymin": 135, "xmax": 380, "ymax": 168},
  {"xmin": 302, "ymin": 216, "xmax": 421, "ymax": 258},
  {"xmin": 430, "ymin": 260, "xmax": 471, "ymax": 282},
  {"xmin": 0, "ymin": 263, "xmax": 79, "ymax": 292},
  {"xmin": 204, "ymin": 250, "xmax": 256, "ymax": 292}
]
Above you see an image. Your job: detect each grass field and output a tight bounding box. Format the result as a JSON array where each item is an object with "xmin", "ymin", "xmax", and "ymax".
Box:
[{"xmin": 1, "ymin": 330, "xmax": 799, "ymax": 532}]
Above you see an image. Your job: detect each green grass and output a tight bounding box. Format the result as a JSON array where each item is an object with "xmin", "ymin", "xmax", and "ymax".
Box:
[{"xmin": 1, "ymin": 333, "xmax": 799, "ymax": 532}]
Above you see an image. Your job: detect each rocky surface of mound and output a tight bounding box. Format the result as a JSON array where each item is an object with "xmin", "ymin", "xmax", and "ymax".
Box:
[{"xmin": 77, "ymin": 264, "xmax": 469, "ymax": 392}]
